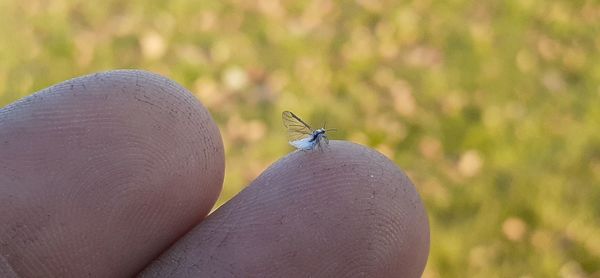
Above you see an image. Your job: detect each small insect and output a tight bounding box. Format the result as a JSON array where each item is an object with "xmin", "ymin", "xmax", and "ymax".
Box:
[{"xmin": 282, "ymin": 110, "xmax": 335, "ymax": 151}]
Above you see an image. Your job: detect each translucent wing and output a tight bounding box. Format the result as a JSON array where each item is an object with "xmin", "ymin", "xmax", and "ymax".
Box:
[{"xmin": 282, "ymin": 111, "xmax": 313, "ymax": 141}]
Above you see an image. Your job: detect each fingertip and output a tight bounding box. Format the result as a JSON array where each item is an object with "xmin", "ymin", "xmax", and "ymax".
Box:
[
  {"xmin": 0, "ymin": 70, "xmax": 225, "ymax": 276},
  {"xmin": 142, "ymin": 140, "xmax": 429, "ymax": 277}
]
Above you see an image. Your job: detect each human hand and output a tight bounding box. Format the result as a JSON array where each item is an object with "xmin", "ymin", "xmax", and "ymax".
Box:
[{"xmin": 0, "ymin": 70, "xmax": 429, "ymax": 277}]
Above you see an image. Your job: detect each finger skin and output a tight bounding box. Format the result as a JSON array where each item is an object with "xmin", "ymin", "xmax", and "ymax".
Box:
[
  {"xmin": 140, "ymin": 141, "xmax": 429, "ymax": 278},
  {"xmin": 0, "ymin": 70, "xmax": 225, "ymax": 277}
]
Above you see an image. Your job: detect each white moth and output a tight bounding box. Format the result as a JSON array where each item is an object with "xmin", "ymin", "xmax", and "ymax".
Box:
[{"xmin": 282, "ymin": 111, "xmax": 334, "ymax": 151}]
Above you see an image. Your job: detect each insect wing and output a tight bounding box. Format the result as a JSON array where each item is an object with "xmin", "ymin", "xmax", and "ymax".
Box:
[
  {"xmin": 282, "ymin": 111, "xmax": 313, "ymax": 141},
  {"xmin": 289, "ymin": 137, "xmax": 315, "ymax": 150}
]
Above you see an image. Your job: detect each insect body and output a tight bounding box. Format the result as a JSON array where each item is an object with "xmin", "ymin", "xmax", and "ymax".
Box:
[{"xmin": 282, "ymin": 111, "xmax": 332, "ymax": 151}]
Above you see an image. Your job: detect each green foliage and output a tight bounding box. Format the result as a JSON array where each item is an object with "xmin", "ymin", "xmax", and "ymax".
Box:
[{"xmin": 1, "ymin": 0, "xmax": 599, "ymax": 276}]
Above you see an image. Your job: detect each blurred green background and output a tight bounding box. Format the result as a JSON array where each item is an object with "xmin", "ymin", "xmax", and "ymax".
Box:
[{"xmin": 1, "ymin": 0, "xmax": 599, "ymax": 276}]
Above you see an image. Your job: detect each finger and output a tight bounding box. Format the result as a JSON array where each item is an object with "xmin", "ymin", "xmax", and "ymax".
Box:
[
  {"xmin": 140, "ymin": 141, "xmax": 429, "ymax": 277},
  {"xmin": 0, "ymin": 70, "xmax": 224, "ymax": 277}
]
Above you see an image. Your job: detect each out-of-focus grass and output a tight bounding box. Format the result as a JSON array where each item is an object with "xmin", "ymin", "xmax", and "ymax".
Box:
[{"xmin": 1, "ymin": 0, "xmax": 599, "ymax": 276}]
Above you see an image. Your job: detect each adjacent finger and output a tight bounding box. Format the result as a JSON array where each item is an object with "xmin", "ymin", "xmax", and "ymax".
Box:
[
  {"xmin": 140, "ymin": 141, "xmax": 429, "ymax": 278},
  {"xmin": 0, "ymin": 70, "xmax": 224, "ymax": 277}
]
